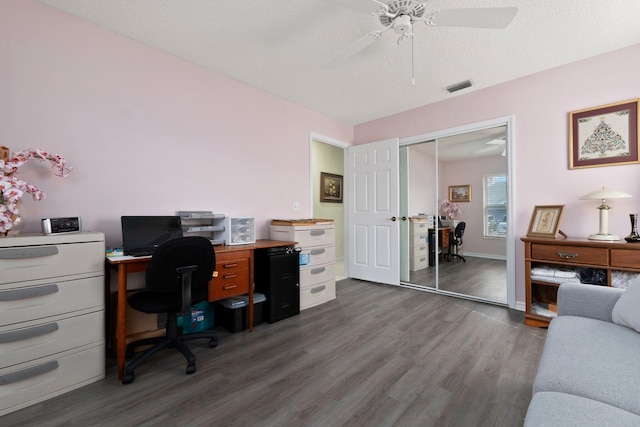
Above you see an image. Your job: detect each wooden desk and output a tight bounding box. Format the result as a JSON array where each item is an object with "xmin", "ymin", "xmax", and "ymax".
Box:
[
  {"xmin": 428, "ymin": 228, "xmax": 454, "ymax": 266},
  {"xmin": 106, "ymin": 239, "xmax": 296, "ymax": 380}
]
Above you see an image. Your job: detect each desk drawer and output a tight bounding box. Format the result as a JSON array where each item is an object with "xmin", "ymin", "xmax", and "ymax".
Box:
[
  {"xmin": 209, "ymin": 251, "xmax": 250, "ymax": 300},
  {"xmin": 531, "ymin": 244, "xmax": 608, "ymax": 266},
  {"xmin": 611, "ymin": 248, "xmax": 640, "ymax": 269},
  {"xmin": 0, "ymin": 276, "xmax": 103, "ymax": 328},
  {"xmin": 0, "ymin": 310, "xmax": 103, "ymax": 369}
]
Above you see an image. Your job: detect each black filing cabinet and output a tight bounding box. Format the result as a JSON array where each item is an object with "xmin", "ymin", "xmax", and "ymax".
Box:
[{"xmin": 254, "ymin": 246, "xmax": 300, "ymax": 323}]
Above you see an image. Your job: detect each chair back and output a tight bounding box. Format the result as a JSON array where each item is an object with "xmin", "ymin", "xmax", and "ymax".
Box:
[
  {"xmin": 145, "ymin": 236, "xmax": 215, "ymax": 300},
  {"xmin": 454, "ymin": 222, "xmax": 466, "ymax": 243}
]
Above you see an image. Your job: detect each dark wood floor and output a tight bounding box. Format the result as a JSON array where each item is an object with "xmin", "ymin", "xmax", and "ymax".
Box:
[
  {"xmin": 1, "ymin": 279, "xmax": 546, "ymax": 427},
  {"xmin": 409, "ymin": 256, "xmax": 507, "ymax": 303}
]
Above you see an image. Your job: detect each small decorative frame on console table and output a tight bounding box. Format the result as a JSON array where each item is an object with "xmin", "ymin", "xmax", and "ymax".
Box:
[
  {"xmin": 527, "ymin": 205, "xmax": 565, "ymax": 238},
  {"xmin": 320, "ymin": 172, "xmax": 343, "ymax": 203},
  {"xmin": 569, "ymin": 98, "xmax": 639, "ymax": 169}
]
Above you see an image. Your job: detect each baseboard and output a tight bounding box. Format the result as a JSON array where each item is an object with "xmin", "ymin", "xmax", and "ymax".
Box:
[
  {"xmin": 515, "ymin": 301, "xmax": 525, "ymax": 312},
  {"xmin": 462, "ymin": 252, "xmax": 507, "ymax": 261}
]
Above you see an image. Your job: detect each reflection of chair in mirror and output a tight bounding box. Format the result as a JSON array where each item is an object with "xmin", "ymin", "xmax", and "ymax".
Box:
[{"xmin": 446, "ymin": 222, "xmax": 466, "ymax": 262}]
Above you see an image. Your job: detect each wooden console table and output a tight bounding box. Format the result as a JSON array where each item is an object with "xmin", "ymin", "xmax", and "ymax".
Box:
[
  {"xmin": 522, "ymin": 236, "xmax": 640, "ymax": 327},
  {"xmin": 106, "ymin": 239, "xmax": 295, "ymax": 380}
]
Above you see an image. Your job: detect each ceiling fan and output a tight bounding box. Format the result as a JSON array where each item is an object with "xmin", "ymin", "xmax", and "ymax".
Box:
[{"xmin": 322, "ymin": 0, "xmax": 518, "ymax": 84}]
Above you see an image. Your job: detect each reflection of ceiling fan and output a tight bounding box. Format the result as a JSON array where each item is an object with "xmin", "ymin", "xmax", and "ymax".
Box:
[{"xmin": 322, "ymin": 0, "xmax": 518, "ymax": 84}]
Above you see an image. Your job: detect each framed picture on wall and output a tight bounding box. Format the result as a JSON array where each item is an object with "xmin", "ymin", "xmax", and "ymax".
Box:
[
  {"xmin": 320, "ymin": 172, "xmax": 343, "ymax": 203},
  {"xmin": 569, "ymin": 99, "xmax": 639, "ymax": 169},
  {"xmin": 527, "ymin": 205, "xmax": 565, "ymax": 238},
  {"xmin": 449, "ymin": 184, "xmax": 471, "ymax": 203}
]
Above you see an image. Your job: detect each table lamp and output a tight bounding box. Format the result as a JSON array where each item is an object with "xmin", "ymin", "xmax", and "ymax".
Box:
[{"xmin": 580, "ymin": 187, "xmax": 632, "ymax": 241}]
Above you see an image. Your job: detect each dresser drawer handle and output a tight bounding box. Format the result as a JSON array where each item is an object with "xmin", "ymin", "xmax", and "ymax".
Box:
[
  {"xmin": 223, "ymin": 273, "xmax": 237, "ymax": 279},
  {"xmin": 0, "ymin": 360, "xmax": 59, "ymax": 385},
  {"xmin": 310, "ymin": 230, "xmax": 326, "ymax": 236},
  {"xmin": 223, "ymin": 263, "xmax": 238, "ymax": 268},
  {"xmin": 310, "ymin": 248, "xmax": 326, "ymax": 255},
  {"xmin": 419, "ymin": 245, "xmax": 426, "ymax": 250},
  {"xmin": 310, "ymin": 267, "xmax": 326, "ymax": 275},
  {"xmin": 557, "ymin": 252, "xmax": 578, "ymax": 259},
  {"xmin": 0, "ymin": 284, "xmax": 59, "ymax": 301},
  {"xmin": 0, "ymin": 246, "xmax": 59, "ymax": 259},
  {"xmin": 310, "ymin": 285, "xmax": 326, "ymax": 294},
  {"xmin": 0, "ymin": 322, "xmax": 59, "ymax": 344},
  {"xmin": 223, "ymin": 284, "xmax": 238, "ymax": 290}
]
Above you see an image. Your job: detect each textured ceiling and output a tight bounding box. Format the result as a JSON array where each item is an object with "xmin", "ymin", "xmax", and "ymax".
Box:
[{"xmin": 38, "ymin": 0, "xmax": 640, "ymax": 125}]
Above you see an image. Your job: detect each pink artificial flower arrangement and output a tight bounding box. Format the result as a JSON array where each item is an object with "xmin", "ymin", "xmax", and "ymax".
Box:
[
  {"xmin": 439, "ymin": 199, "xmax": 462, "ymax": 219},
  {"xmin": 0, "ymin": 148, "xmax": 72, "ymax": 234}
]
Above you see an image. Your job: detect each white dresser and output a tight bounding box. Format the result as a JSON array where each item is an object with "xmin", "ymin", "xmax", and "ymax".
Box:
[
  {"xmin": 410, "ymin": 219, "xmax": 429, "ymax": 271},
  {"xmin": 0, "ymin": 232, "xmax": 105, "ymax": 416},
  {"xmin": 270, "ymin": 221, "xmax": 336, "ymax": 310}
]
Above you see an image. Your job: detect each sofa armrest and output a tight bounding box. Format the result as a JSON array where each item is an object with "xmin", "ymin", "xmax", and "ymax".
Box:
[{"xmin": 557, "ymin": 283, "xmax": 624, "ymax": 322}]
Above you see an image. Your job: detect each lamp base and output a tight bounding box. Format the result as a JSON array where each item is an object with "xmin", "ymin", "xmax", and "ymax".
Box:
[{"xmin": 588, "ymin": 233, "xmax": 620, "ymax": 241}]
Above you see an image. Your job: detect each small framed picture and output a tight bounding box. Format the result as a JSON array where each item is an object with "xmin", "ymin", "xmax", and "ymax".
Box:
[
  {"xmin": 569, "ymin": 99, "xmax": 639, "ymax": 169},
  {"xmin": 449, "ymin": 185, "xmax": 471, "ymax": 203},
  {"xmin": 527, "ymin": 205, "xmax": 565, "ymax": 238},
  {"xmin": 320, "ymin": 172, "xmax": 343, "ymax": 203}
]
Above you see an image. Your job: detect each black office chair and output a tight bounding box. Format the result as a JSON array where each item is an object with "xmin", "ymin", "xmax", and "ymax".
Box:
[
  {"xmin": 122, "ymin": 236, "xmax": 218, "ymax": 384},
  {"xmin": 446, "ymin": 222, "xmax": 466, "ymax": 262}
]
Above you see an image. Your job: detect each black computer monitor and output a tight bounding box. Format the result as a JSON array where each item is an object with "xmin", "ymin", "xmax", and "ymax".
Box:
[{"xmin": 121, "ymin": 216, "xmax": 183, "ymax": 256}]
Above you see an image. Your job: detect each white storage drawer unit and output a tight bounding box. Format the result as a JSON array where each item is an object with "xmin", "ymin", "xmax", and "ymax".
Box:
[
  {"xmin": 410, "ymin": 219, "xmax": 428, "ymax": 271},
  {"xmin": 270, "ymin": 221, "xmax": 336, "ymax": 309},
  {"xmin": 225, "ymin": 217, "xmax": 256, "ymax": 245},
  {"xmin": 0, "ymin": 232, "xmax": 105, "ymax": 416}
]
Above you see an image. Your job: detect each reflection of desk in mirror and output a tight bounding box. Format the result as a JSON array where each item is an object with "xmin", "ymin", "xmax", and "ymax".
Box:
[{"xmin": 428, "ymin": 228, "xmax": 454, "ymax": 266}]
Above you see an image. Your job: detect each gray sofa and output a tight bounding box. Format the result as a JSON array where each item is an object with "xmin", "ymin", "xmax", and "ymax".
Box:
[{"xmin": 525, "ymin": 283, "xmax": 640, "ymax": 426}]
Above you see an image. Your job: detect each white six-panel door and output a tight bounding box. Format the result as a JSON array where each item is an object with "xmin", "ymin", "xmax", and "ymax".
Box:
[{"xmin": 346, "ymin": 138, "xmax": 400, "ymax": 285}]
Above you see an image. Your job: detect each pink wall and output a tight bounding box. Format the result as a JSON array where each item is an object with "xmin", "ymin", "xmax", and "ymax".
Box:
[
  {"xmin": 356, "ymin": 43, "xmax": 640, "ymax": 303},
  {"xmin": 1, "ymin": 1, "xmax": 352, "ymax": 247}
]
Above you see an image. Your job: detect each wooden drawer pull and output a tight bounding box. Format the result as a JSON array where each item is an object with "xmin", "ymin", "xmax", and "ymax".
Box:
[
  {"xmin": 557, "ymin": 252, "xmax": 578, "ymax": 259},
  {"xmin": 223, "ymin": 273, "xmax": 237, "ymax": 279},
  {"xmin": 223, "ymin": 263, "xmax": 238, "ymax": 268},
  {"xmin": 223, "ymin": 284, "xmax": 238, "ymax": 290}
]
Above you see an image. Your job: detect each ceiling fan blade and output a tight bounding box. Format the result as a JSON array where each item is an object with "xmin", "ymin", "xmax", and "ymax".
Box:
[
  {"xmin": 429, "ymin": 7, "xmax": 518, "ymax": 29},
  {"xmin": 320, "ymin": 0, "xmax": 385, "ymax": 14},
  {"xmin": 322, "ymin": 32, "xmax": 380, "ymax": 69}
]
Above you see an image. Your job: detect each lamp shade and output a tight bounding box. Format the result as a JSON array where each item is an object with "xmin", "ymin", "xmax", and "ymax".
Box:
[{"xmin": 580, "ymin": 188, "xmax": 632, "ymax": 200}]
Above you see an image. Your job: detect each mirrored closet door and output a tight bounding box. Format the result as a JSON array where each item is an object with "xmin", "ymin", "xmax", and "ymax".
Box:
[{"xmin": 400, "ymin": 124, "xmax": 509, "ymax": 305}]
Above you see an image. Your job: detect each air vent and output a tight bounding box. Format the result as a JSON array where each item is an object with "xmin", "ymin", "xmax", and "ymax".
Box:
[{"xmin": 445, "ymin": 80, "xmax": 473, "ymax": 93}]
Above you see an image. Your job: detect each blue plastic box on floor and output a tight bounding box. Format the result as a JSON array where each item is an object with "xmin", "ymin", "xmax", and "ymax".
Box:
[{"xmin": 177, "ymin": 301, "xmax": 214, "ymax": 334}]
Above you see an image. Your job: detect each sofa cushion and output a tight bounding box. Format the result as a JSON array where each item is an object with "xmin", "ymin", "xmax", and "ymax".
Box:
[
  {"xmin": 525, "ymin": 392, "xmax": 640, "ymax": 427},
  {"xmin": 533, "ymin": 315, "xmax": 640, "ymax": 415},
  {"xmin": 612, "ymin": 279, "xmax": 640, "ymax": 333}
]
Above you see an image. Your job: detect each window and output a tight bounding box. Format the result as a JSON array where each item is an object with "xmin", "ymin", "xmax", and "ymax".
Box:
[{"xmin": 484, "ymin": 173, "xmax": 507, "ymax": 238}]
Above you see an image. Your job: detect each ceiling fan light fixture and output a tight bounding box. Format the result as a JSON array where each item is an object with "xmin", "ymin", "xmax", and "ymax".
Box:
[{"xmin": 445, "ymin": 80, "xmax": 473, "ymax": 93}]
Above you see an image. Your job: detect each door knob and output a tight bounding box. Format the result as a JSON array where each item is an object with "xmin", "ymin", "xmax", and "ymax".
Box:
[
  {"xmin": 400, "ymin": 216, "xmax": 407, "ymax": 221},
  {"xmin": 389, "ymin": 216, "xmax": 397, "ymax": 221}
]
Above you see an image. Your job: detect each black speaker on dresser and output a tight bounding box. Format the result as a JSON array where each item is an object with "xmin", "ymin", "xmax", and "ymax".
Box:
[{"xmin": 254, "ymin": 246, "xmax": 300, "ymax": 323}]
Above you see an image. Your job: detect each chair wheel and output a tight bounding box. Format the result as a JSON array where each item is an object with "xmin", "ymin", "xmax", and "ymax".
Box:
[
  {"xmin": 209, "ymin": 337, "xmax": 218, "ymax": 348},
  {"xmin": 186, "ymin": 364, "xmax": 196, "ymax": 375},
  {"xmin": 122, "ymin": 373, "xmax": 134, "ymax": 384}
]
